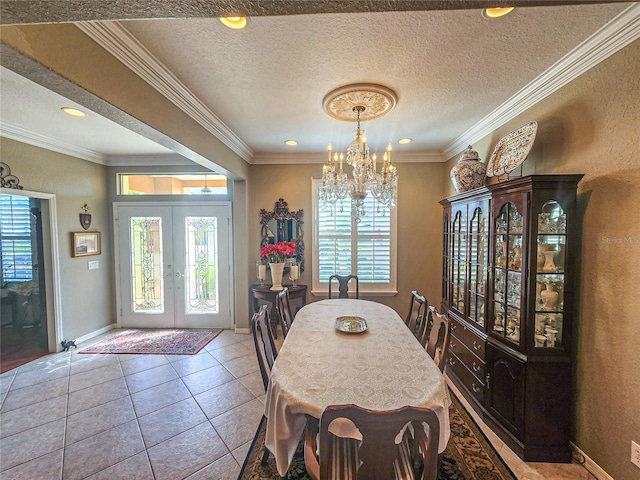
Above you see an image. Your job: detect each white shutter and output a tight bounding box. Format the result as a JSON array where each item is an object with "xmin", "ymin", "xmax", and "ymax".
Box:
[
  {"xmin": 0, "ymin": 195, "xmax": 33, "ymax": 282},
  {"xmin": 317, "ymin": 203, "xmax": 352, "ymax": 282},
  {"xmin": 312, "ymin": 178, "xmax": 397, "ymax": 294}
]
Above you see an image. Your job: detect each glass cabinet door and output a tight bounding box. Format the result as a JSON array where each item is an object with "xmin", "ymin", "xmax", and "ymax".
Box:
[
  {"xmin": 467, "ymin": 205, "xmax": 488, "ymax": 328},
  {"xmin": 451, "ymin": 208, "xmax": 467, "ymax": 315},
  {"xmin": 491, "ymin": 201, "xmax": 524, "ymax": 346},
  {"xmin": 442, "ymin": 212, "xmax": 450, "ymax": 306},
  {"xmin": 534, "ymin": 200, "xmax": 567, "ymax": 349}
]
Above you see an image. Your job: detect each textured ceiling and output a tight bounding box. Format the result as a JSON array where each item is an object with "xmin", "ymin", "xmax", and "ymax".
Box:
[
  {"xmin": 119, "ymin": 4, "xmax": 630, "ymax": 156},
  {"xmin": 0, "ymin": 1, "xmax": 635, "ymax": 165}
]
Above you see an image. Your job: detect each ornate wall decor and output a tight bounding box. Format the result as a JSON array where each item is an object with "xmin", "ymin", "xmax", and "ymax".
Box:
[
  {"xmin": 259, "ymin": 198, "xmax": 304, "ymax": 273},
  {"xmin": 80, "ymin": 203, "xmax": 92, "ymax": 230},
  {"xmin": 0, "ymin": 162, "xmax": 23, "ymax": 189}
]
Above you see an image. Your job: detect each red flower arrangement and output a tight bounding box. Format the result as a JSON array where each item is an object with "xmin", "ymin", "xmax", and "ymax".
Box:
[{"xmin": 260, "ymin": 241, "xmax": 297, "ymax": 264}]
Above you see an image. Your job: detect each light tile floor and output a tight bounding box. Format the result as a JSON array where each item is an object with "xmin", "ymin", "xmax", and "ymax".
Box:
[{"xmin": 0, "ymin": 329, "xmax": 598, "ymax": 480}]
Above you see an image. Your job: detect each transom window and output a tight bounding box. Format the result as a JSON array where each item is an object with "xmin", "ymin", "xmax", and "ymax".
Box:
[
  {"xmin": 119, "ymin": 174, "xmax": 227, "ymax": 195},
  {"xmin": 311, "ymin": 179, "xmax": 397, "ymax": 295}
]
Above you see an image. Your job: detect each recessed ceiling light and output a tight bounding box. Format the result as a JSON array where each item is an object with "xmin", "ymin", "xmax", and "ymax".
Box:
[
  {"xmin": 219, "ymin": 16, "xmax": 248, "ymax": 30},
  {"xmin": 61, "ymin": 107, "xmax": 86, "ymax": 117},
  {"xmin": 483, "ymin": 7, "xmax": 514, "ymax": 18},
  {"xmin": 398, "ymin": 138, "xmax": 412, "ymax": 144},
  {"xmin": 284, "ymin": 140, "xmax": 298, "ymax": 146}
]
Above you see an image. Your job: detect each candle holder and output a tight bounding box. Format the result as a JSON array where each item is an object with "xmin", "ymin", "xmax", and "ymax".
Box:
[
  {"xmin": 288, "ymin": 258, "xmax": 299, "ymax": 287},
  {"xmin": 256, "ymin": 261, "xmax": 266, "ymax": 286}
]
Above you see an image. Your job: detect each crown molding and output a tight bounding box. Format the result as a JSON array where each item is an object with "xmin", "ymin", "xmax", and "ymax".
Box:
[
  {"xmin": 1, "ymin": 121, "xmax": 107, "ymax": 164},
  {"xmin": 104, "ymin": 154, "xmax": 194, "ymax": 167},
  {"xmin": 251, "ymin": 150, "xmax": 444, "ymax": 165},
  {"xmin": 443, "ymin": 3, "xmax": 640, "ymax": 160},
  {"xmin": 75, "ymin": 21, "xmax": 254, "ymax": 163}
]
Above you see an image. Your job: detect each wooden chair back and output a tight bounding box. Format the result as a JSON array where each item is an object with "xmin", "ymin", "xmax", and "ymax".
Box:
[
  {"xmin": 310, "ymin": 404, "xmax": 440, "ymax": 480},
  {"xmin": 328, "ymin": 274, "xmax": 359, "ymax": 299},
  {"xmin": 416, "ymin": 303, "xmax": 435, "ymax": 348},
  {"xmin": 251, "ymin": 304, "xmax": 277, "ymax": 391},
  {"xmin": 405, "ymin": 290, "xmax": 427, "ymax": 335},
  {"xmin": 276, "ymin": 287, "xmax": 295, "ymax": 338},
  {"xmin": 425, "ymin": 306, "xmax": 452, "ymax": 372}
]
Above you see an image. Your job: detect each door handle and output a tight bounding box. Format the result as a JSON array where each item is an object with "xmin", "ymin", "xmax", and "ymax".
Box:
[{"xmin": 176, "ymin": 272, "xmax": 184, "ymax": 278}]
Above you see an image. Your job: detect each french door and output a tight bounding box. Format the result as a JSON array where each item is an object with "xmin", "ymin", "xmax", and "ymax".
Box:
[{"xmin": 116, "ymin": 203, "xmax": 232, "ymax": 329}]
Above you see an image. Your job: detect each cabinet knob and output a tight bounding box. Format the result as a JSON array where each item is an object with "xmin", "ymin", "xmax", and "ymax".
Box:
[
  {"xmin": 472, "ymin": 383, "xmax": 481, "ymax": 393},
  {"xmin": 485, "ymin": 373, "xmax": 491, "ymax": 388},
  {"xmin": 451, "ymin": 323, "xmax": 456, "ymax": 330},
  {"xmin": 473, "ymin": 341, "xmax": 481, "ymax": 351},
  {"xmin": 472, "ymin": 362, "xmax": 481, "ymax": 372},
  {"xmin": 450, "ymin": 341, "xmax": 457, "ymax": 349},
  {"xmin": 449, "ymin": 358, "xmax": 456, "ymax": 366}
]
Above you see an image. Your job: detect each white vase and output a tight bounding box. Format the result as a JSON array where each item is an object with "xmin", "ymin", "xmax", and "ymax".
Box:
[
  {"xmin": 540, "ymin": 282, "xmax": 559, "ymax": 311},
  {"xmin": 542, "ymin": 250, "xmax": 557, "ymax": 272},
  {"xmin": 269, "ymin": 262, "xmax": 285, "ymax": 291}
]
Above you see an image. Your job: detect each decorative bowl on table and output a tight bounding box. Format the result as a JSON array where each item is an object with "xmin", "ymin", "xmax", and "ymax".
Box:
[{"xmin": 335, "ymin": 316, "xmax": 368, "ymax": 333}]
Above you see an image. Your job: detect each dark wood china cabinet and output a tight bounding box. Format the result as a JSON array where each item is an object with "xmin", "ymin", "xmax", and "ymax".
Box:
[{"xmin": 440, "ymin": 174, "xmax": 583, "ymax": 463}]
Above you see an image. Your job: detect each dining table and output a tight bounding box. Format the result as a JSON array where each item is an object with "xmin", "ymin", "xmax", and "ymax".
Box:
[{"xmin": 264, "ymin": 298, "xmax": 452, "ymax": 476}]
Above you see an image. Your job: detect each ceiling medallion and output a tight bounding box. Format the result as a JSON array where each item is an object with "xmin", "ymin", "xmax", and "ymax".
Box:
[{"xmin": 322, "ymin": 83, "xmax": 397, "ymax": 122}]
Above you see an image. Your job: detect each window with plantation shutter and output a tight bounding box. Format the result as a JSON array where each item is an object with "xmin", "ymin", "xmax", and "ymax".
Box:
[
  {"xmin": 0, "ymin": 195, "xmax": 33, "ymax": 283},
  {"xmin": 312, "ymin": 179, "xmax": 397, "ymax": 295}
]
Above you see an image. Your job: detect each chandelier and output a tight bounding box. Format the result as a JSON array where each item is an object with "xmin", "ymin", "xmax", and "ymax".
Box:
[{"xmin": 319, "ymin": 84, "xmax": 398, "ymax": 223}]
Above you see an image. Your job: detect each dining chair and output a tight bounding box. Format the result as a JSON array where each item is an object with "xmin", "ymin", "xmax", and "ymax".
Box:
[
  {"xmin": 328, "ymin": 274, "xmax": 359, "ymax": 299},
  {"xmin": 276, "ymin": 287, "xmax": 295, "ymax": 338},
  {"xmin": 425, "ymin": 306, "xmax": 452, "ymax": 373},
  {"xmin": 405, "ymin": 290, "xmax": 427, "ymax": 336},
  {"xmin": 416, "ymin": 303, "xmax": 435, "ymax": 348},
  {"xmin": 250, "ymin": 304, "xmax": 278, "ymax": 465},
  {"xmin": 304, "ymin": 404, "xmax": 440, "ymax": 480}
]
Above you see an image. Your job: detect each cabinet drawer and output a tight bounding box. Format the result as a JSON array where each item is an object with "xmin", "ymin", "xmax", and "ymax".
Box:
[
  {"xmin": 449, "ymin": 335, "xmax": 485, "ymax": 380},
  {"xmin": 447, "ymin": 352, "xmax": 485, "ymax": 404},
  {"xmin": 450, "ymin": 320, "xmax": 486, "ymax": 359}
]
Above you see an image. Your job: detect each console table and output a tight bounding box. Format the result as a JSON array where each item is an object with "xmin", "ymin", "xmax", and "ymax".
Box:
[{"xmin": 250, "ymin": 284, "xmax": 307, "ymax": 338}]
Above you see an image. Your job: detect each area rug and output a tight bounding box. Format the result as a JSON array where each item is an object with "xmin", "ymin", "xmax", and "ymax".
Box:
[
  {"xmin": 238, "ymin": 392, "xmax": 515, "ymax": 480},
  {"xmin": 79, "ymin": 329, "xmax": 222, "ymax": 355}
]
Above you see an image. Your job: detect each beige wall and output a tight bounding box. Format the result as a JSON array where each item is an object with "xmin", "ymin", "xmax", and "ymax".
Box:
[
  {"xmin": 249, "ymin": 161, "xmax": 444, "ymax": 315},
  {"xmin": 1, "ymin": 137, "xmax": 114, "ymax": 341},
  {"xmin": 443, "ymin": 39, "xmax": 640, "ymax": 480}
]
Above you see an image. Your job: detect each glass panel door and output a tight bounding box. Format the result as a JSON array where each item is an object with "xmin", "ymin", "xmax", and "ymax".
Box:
[
  {"xmin": 534, "ymin": 200, "xmax": 566, "ymax": 348},
  {"xmin": 118, "ymin": 204, "xmax": 232, "ymax": 329},
  {"xmin": 492, "ymin": 202, "xmax": 523, "ymax": 345},
  {"xmin": 467, "ymin": 205, "xmax": 488, "ymax": 328},
  {"xmin": 174, "ymin": 206, "xmax": 231, "ymax": 328},
  {"xmin": 451, "ymin": 208, "xmax": 467, "ymax": 315}
]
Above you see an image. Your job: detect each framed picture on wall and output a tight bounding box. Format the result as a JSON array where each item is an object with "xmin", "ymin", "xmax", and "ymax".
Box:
[{"xmin": 72, "ymin": 231, "xmax": 101, "ymax": 257}]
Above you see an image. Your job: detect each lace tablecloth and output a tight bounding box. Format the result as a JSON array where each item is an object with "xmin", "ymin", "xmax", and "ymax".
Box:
[{"xmin": 264, "ymin": 299, "xmax": 452, "ymax": 476}]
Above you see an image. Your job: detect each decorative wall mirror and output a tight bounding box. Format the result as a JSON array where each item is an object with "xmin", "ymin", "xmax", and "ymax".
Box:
[{"xmin": 260, "ymin": 198, "xmax": 304, "ymax": 272}]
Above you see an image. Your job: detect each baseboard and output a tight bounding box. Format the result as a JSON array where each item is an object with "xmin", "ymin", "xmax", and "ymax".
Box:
[
  {"xmin": 571, "ymin": 442, "xmax": 613, "ymax": 480},
  {"xmin": 235, "ymin": 327, "xmax": 250, "ymax": 334},
  {"xmin": 69, "ymin": 323, "xmax": 117, "ymax": 349}
]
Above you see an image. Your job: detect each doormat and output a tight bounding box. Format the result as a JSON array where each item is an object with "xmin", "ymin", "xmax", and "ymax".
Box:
[
  {"xmin": 79, "ymin": 329, "xmax": 223, "ymax": 355},
  {"xmin": 238, "ymin": 391, "xmax": 515, "ymax": 480}
]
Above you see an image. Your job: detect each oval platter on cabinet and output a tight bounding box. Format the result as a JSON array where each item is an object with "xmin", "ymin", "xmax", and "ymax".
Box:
[{"xmin": 486, "ymin": 121, "xmax": 538, "ymax": 177}]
